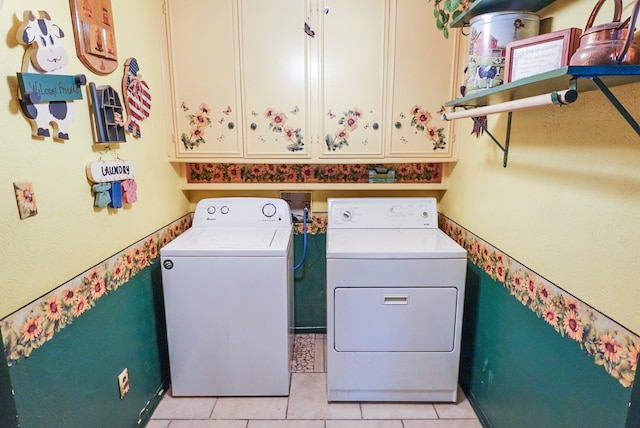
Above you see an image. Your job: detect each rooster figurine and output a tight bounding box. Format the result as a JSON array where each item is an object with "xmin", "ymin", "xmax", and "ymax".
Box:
[{"xmin": 460, "ymin": 65, "xmax": 486, "ymax": 138}]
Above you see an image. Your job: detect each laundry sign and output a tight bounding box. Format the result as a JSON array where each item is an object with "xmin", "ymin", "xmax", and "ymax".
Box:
[
  {"xmin": 86, "ymin": 160, "xmax": 137, "ymax": 209},
  {"xmin": 86, "ymin": 160, "xmax": 136, "ymax": 182}
]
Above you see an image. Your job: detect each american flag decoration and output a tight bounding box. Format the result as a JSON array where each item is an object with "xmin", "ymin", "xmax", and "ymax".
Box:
[{"xmin": 122, "ymin": 57, "xmax": 151, "ymax": 138}]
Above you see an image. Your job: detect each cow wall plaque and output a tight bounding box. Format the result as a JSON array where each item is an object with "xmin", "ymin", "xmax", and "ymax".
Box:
[
  {"xmin": 69, "ymin": 0, "xmax": 118, "ymax": 75},
  {"xmin": 16, "ymin": 10, "xmax": 86, "ymax": 140}
]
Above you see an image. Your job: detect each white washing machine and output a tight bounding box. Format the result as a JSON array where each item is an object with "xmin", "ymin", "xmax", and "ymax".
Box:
[
  {"xmin": 326, "ymin": 197, "xmax": 467, "ymax": 402},
  {"xmin": 160, "ymin": 197, "xmax": 294, "ymax": 396}
]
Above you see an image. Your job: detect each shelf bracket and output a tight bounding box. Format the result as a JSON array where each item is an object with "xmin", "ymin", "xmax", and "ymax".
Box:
[
  {"xmin": 590, "ymin": 76, "xmax": 640, "ymax": 136},
  {"xmin": 471, "ymin": 112, "xmax": 512, "ymax": 167}
]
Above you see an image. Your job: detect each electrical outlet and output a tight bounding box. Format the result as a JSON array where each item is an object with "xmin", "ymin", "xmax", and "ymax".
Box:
[{"xmin": 118, "ymin": 368, "xmax": 130, "ymax": 399}]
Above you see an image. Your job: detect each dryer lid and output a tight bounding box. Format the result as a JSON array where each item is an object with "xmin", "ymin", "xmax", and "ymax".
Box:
[{"xmin": 326, "ymin": 228, "xmax": 466, "ymax": 259}]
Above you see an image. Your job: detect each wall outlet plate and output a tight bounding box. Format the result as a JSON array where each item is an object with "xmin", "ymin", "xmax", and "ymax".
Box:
[{"xmin": 117, "ymin": 368, "xmax": 130, "ymax": 399}]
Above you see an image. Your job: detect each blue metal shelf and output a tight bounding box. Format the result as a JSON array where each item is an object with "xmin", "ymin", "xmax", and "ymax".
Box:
[
  {"xmin": 446, "ymin": 65, "xmax": 640, "ymax": 107},
  {"xmin": 445, "ymin": 66, "xmax": 640, "ymax": 167}
]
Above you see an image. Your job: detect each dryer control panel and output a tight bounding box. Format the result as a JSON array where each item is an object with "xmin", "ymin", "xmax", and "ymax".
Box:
[
  {"xmin": 192, "ymin": 197, "xmax": 292, "ymax": 227},
  {"xmin": 328, "ymin": 197, "xmax": 438, "ymax": 229}
]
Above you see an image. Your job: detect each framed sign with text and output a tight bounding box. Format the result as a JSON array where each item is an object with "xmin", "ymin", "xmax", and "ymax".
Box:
[
  {"xmin": 69, "ymin": 0, "xmax": 118, "ymax": 75},
  {"xmin": 505, "ymin": 28, "xmax": 582, "ymax": 83}
]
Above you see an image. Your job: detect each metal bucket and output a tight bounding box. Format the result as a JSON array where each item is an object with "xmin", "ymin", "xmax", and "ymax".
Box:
[{"xmin": 466, "ymin": 12, "xmax": 540, "ymax": 94}]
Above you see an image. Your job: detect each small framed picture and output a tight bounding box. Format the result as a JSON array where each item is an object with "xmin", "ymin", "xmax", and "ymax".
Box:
[
  {"xmin": 13, "ymin": 181, "xmax": 38, "ymax": 219},
  {"xmin": 505, "ymin": 28, "xmax": 582, "ymax": 83}
]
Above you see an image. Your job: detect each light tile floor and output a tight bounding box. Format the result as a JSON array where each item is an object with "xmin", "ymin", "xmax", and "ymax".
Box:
[{"xmin": 148, "ymin": 334, "xmax": 482, "ymax": 428}]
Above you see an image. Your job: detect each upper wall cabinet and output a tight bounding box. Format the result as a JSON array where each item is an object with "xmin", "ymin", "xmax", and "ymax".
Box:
[
  {"xmin": 318, "ymin": 0, "xmax": 388, "ymax": 160},
  {"xmin": 161, "ymin": 0, "xmax": 459, "ymax": 163},
  {"xmin": 239, "ymin": 0, "xmax": 311, "ymax": 160},
  {"xmin": 386, "ymin": 0, "xmax": 458, "ymax": 159},
  {"xmin": 162, "ymin": 0, "xmax": 244, "ymax": 159}
]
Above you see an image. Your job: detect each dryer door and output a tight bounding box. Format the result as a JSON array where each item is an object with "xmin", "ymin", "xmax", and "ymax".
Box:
[{"xmin": 333, "ymin": 287, "xmax": 458, "ymax": 352}]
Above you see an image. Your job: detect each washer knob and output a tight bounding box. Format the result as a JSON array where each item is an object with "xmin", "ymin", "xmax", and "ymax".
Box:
[
  {"xmin": 262, "ymin": 203, "xmax": 277, "ymax": 217},
  {"xmin": 207, "ymin": 206, "xmax": 216, "ymax": 214},
  {"xmin": 220, "ymin": 206, "xmax": 229, "ymax": 214}
]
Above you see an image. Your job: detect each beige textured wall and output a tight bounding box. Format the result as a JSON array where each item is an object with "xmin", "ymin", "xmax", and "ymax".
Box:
[
  {"xmin": 441, "ymin": 0, "xmax": 640, "ymax": 333},
  {"xmin": 0, "ymin": 0, "xmax": 190, "ymax": 318}
]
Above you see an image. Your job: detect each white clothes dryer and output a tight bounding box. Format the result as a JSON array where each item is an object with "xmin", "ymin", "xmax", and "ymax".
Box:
[
  {"xmin": 326, "ymin": 197, "xmax": 467, "ymax": 402},
  {"xmin": 160, "ymin": 197, "xmax": 293, "ymax": 396}
]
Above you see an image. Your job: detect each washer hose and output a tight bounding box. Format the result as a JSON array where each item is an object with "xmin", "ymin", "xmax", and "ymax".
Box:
[{"xmin": 293, "ymin": 207, "xmax": 309, "ymax": 271}]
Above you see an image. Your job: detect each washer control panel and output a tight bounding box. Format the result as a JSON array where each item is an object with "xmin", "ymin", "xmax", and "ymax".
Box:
[
  {"xmin": 328, "ymin": 197, "xmax": 438, "ymax": 229},
  {"xmin": 192, "ymin": 198, "xmax": 292, "ymax": 227}
]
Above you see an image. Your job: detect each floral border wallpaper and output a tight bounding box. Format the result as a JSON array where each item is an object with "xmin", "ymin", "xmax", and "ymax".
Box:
[
  {"xmin": 0, "ymin": 212, "xmax": 324, "ymax": 367},
  {"xmin": 187, "ymin": 163, "xmax": 443, "ymax": 184},
  {"xmin": 6, "ymin": 210, "xmax": 635, "ymax": 389},
  {"xmin": 293, "ymin": 213, "xmax": 327, "ymax": 235},
  {"xmin": 440, "ymin": 215, "xmax": 639, "ymax": 388},
  {"xmin": 1, "ymin": 215, "xmax": 192, "ymax": 366}
]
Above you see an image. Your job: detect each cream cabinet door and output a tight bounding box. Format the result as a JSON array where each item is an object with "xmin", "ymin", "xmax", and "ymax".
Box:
[
  {"xmin": 163, "ymin": 0, "xmax": 243, "ymax": 159},
  {"xmin": 240, "ymin": 0, "xmax": 311, "ymax": 160},
  {"xmin": 386, "ymin": 0, "xmax": 458, "ymax": 160},
  {"xmin": 319, "ymin": 0, "xmax": 389, "ymax": 160}
]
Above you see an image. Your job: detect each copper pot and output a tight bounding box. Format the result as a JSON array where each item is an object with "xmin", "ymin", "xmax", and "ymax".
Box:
[{"xmin": 570, "ymin": 0, "xmax": 640, "ymax": 65}]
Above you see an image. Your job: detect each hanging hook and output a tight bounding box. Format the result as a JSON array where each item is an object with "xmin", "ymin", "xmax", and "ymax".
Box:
[
  {"xmin": 99, "ymin": 145, "xmax": 112, "ymax": 161},
  {"xmin": 98, "ymin": 145, "xmax": 122, "ymax": 161}
]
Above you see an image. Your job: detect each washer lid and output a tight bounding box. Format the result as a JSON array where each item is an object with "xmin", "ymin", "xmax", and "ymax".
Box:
[
  {"xmin": 160, "ymin": 227, "xmax": 292, "ymax": 257},
  {"xmin": 326, "ymin": 228, "xmax": 466, "ymax": 259}
]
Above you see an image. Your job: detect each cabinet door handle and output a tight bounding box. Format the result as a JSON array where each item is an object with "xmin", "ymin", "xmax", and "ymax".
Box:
[
  {"xmin": 228, "ymin": 122, "xmax": 235, "ymax": 129},
  {"xmin": 250, "ymin": 123, "xmax": 257, "ymax": 130},
  {"xmin": 372, "ymin": 122, "xmax": 379, "ymax": 130},
  {"xmin": 394, "ymin": 121, "xmax": 401, "ymax": 129}
]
